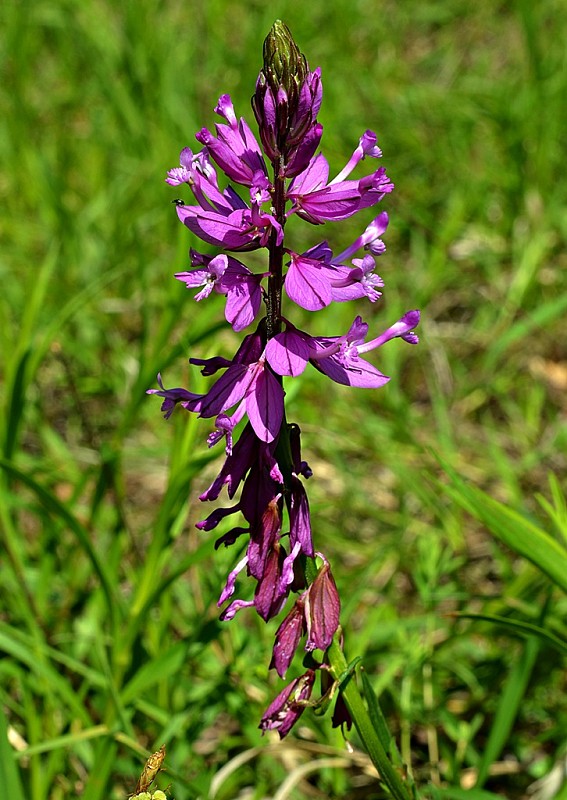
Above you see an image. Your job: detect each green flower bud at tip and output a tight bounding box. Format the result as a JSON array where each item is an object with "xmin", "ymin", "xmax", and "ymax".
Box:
[{"xmin": 262, "ymin": 20, "xmax": 307, "ymax": 97}]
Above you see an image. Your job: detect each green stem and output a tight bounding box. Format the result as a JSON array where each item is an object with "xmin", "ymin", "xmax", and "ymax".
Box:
[{"xmin": 327, "ymin": 638, "xmax": 415, "ymax": 800}]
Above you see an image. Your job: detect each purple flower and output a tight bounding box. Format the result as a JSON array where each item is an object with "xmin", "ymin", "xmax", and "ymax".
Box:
[
  {"xmin": 192, "ymin": 331, "xmax": 285, "ymax": 443},
  {"xmin": 175, "ymin": 253, "xmax": 229, "ymax": 302},
  {"xmin": 166, "ymin": 147, "xmax": 283, "ymax": 251},
  {"xmin": 309, "ymin": 311, "xmax": 420, "ymax": 387},
  {"xmin": 177, "ymin": 251, "xmax": 263, "ymax": 331},
  {"xmin": 268, "ymin": 553, "xmax": 339, "ymax": 677},
  {"xmin": 283, "ymin": 233, "xmax": 387, "ymax": 311},
  {"xmin": 146, "ymin": 373, "xmax": 202, "ymax": 419},
  {"xmin": 195, "ymin": 94, "xmax": 269, "ymax": 187},
  {"xmin": 264, "ymin": 311, "xmax": 419, "ymax": 388},
  {"xmin": 176, "ymin": 193, "xmax": 283, "ymax": 252},
  {"xmin": 282, "ymin": 212, "xmax": 389, "ymax": 309},
  {"xmin": 286, "ymin": 132, "xmax": 393, "ymax": 225},
  {"xmin": 259, "ymin": 670, "xmax": 316, "ymax": 738}
]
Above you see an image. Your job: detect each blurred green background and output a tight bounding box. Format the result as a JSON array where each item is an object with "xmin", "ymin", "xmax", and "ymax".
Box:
[{"xmin": 1, "ymin": 0, "xmax": 566, "ymax": 798}]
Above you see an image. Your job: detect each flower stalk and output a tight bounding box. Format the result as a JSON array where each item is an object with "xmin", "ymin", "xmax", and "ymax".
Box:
[
  {"xmin": 266, "ymin": 162, "xmax": 286, "ymax": 339},
  {"xmin": 150, "ymin": 19, "xmax": 420, "ymax": 795},
  {"xmin": 327, "ymin": 639, "xmax": 415, "ymax": 800}
]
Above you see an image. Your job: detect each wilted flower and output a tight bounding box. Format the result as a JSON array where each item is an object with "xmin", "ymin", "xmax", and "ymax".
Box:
[
  {"xmin": 304, "ymin": 557, "xmax": 340, "ymax": 652},
  {"xmin": 259, "ymin": 669, "xmax": 316, "ymax": 738}
]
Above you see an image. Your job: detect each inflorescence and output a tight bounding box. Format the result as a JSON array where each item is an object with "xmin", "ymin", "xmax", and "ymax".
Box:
[{"xmin": 149, "ymin": 21, "xmax": 419, "ymax": 738}]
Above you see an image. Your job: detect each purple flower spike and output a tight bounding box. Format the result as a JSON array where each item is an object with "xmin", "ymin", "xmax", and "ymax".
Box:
[
  {"xmin": 152, "ymin": 19, "xmax": 420, "ymax": 738},
  {"xmin": 259, "ymin": 670, "xmax": 316, "ymax": 738}
]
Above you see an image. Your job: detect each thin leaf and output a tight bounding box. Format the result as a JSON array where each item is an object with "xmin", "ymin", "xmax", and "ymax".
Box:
[
  {"xmin": 475, "ymin": 637, "xmax": 539, "ymax": 787},
  {"xmin": 430, "ymin": 787, "xmax": 509, "ymax": 800},
  {"xmin": 453, "ymin": 612, "xmax": 567, "ymax": 655},
  {"xmin": 360, "ymin": 668, "xmax": 393, "ymax": 753},
  {"xmin": 0, "ymin": 458, "xmax": 122, "ymax": 624},
  {"xmin": 14, "ymin": 725, "xmax": 109, "ymax": 760},
  {"xmin": 435, "ymin": 455, "xmax": 567, "ymax": 593},
  {"xmin": 0, "ymin": 705, "xmax": 25, "ymax": 800},
  {"xmin": 120, "ymin": 642, "xmax": 189, "ymax": 705},
  {"xmin": 0, "ymin": 629, "xmax": 92, "ymax": 726}
]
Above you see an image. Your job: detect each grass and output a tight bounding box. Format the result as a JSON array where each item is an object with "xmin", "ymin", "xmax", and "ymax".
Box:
[{"xmin": 1, "ymin": 0, "xmax": 566, "ymax": 798}]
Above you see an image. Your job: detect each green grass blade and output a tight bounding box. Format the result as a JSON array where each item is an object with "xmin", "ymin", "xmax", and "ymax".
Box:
[
  {"xmin": 2, "ymin": 349, "xmax": 31, "ymax": 461},
  {"xmin": 536, "ymin": 473, "xmax": 567, "ymax": 546},
  {"xmin": 14, "ymin": 725, "xmax": 109, "ymax": 760},
  {"xmin": 0, "ymin": 705, "xmax": 25, "ymax": 800},
  {"xmin": 435, "ymin": 456, "xmax": 567, "ymax": 593},
  {"xmin": 0, "ymin": 622, "xmax": 106, "ymax": 688},
  {"xmin": 0, "ymin": 458, "xmax": 123, "ymax": 624},
  {"xmin": 475, "ymin": 637, "xmax": 539, "ymax": 787},
  {"xmin": 120, "ymin": 642, "xmax": 189, "ymax": 706},
  {"xmin": 360, "ymin": 668, "xmax": 394, "ymax": 753},
  {"xmin": 430, "ymin": 787, "xmax": 510, "ymax": 800},
  {"xmin": 483, "ymin": 292, "xmax": 567, "ymax": 373},
  {"xmin": 454, "ymin": 612, "xmax": 567, "ymax": 655},
  {"xmin": 81, "ymin": 738, "xmax": 118, "ymax": 800},
  {"xmin": 0, "ymin": 628, "xmax": 92, "ymax": 726}
]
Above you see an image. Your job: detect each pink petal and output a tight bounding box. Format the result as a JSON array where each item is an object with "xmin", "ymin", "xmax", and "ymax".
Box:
[
  {"xmin": 265, "ymin": 331, "xmax": 311, "ymax": 377},
  {"xmin": 285, "ymin": 257, "xmax": 332, "ymax": 311},
  {"xmin": 245, "ymin": 367, "xmax": 284, "ymax": 442}
]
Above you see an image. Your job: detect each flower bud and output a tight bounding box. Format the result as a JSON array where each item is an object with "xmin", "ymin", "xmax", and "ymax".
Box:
[
  {"xmin": 262, "ymin": 20, "xmax": 307, "ymax": 104},
  {"xmin": 252, "ymin": 21, "xmax": 321, "ymax": 169}
]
